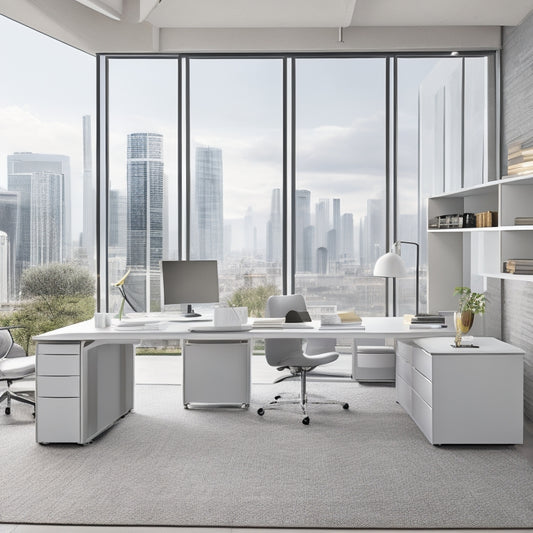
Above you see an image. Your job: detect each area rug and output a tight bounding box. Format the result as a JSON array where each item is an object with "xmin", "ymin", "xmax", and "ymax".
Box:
[{"xmin": 1, "ymin": 382, "xmax": 533, "ymax": 528}]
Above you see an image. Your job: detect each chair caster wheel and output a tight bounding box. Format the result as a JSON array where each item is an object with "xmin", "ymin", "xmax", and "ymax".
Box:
[
  {"xmin": 343, "ymin": 403, "xmax": 349, "ymax": 410},
  {"xmin": 32, "ymin": 412, "xmax": 36, "ymax": 418},
  {"xmin": 274, "ymin": 395, "xmax": 281, "ymax": 400},
  {"xmin": 5, "ymin": 407, "xmax": 11, "ymax": 415},
  {"xmin": 184, "ymin": 404, "xmax": 190, "ymax": 409},
  {"xmin": 302, "ymin": 416, "xmax": 310, "ymax": 425},
  {"xmin": 257, "ymin": 408, "xmax": 265, "ymax": 416}
]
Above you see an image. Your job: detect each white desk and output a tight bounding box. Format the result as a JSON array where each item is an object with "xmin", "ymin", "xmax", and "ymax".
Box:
[{"xmin": 33, "ymin": 317, "xmax": 449, "ymax": 444}]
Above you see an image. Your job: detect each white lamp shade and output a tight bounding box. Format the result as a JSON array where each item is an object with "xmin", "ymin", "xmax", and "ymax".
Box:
[{"xmin": 373, "ymin": 252, "xmax": 407, "ymax": 278}]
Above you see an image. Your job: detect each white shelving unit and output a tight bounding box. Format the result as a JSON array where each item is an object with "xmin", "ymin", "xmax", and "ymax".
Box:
[{"xmin": 427, "ymin": 172, "xmax": 533, "ymax": 312}]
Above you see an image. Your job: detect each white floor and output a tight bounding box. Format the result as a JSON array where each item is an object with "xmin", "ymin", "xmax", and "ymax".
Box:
[{"xmin": 2, "ymin": 354, "xmax": 532, "ymax": 533}]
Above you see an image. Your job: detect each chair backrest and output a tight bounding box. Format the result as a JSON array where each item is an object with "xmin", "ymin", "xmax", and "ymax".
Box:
[
  {"xmin": 264, "ymin": 294, "xmax": 336, "ymax": 366},
  {"xmin": 264, "ymin": 295, "xmax": 306, "ymax": 367},
  {"xmin": 0, "ymin": 328, "xmax": 26, "ymax": 359}
]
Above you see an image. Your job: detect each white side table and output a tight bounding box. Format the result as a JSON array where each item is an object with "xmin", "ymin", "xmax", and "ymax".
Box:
[{"xmin": 396, "ymin": 337, "xmax": 524, "ymax": 445}]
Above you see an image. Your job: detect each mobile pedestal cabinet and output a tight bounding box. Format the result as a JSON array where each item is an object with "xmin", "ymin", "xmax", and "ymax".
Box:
[
  {"xmin": 36, "ymin": 341, "xmax": 134, "ymax": 444},
  {"xmin": 396, "ymin": 337, "xmax": 524, "ymax": 445}
]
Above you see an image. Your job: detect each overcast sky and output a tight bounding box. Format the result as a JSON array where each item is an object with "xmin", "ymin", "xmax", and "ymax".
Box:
[{"xmin": 0, "ymin": 14, "xmax": 434, "ymax": 248}]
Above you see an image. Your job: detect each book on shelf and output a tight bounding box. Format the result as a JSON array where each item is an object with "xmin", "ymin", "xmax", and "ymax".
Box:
[
  {"xmin": 475, "ymin": 211, "xmax": 498, "ymax": 228},
  {"xmin": 503, "ymin": 259, "xmax": 533, "ymax": 274},
  {"xmin": 514, "ymin": 217, "xmax": 533, "ymax": 225}
]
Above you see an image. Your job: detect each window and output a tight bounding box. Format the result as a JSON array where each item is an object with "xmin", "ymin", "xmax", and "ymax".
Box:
[
  {"xmin": 0, "ymin": 16, "xmax": 95, "ymax": 343},
  {"xmin": 294, "ymin": 58, "xmax": 386, "ymax": 316},
  {"xmin": 189, "ymin": 59, "xmax": 284, "ymax": 309}
]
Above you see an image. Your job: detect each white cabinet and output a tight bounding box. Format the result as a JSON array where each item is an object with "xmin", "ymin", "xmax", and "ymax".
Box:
[
  {"xmin": 36, "ymin": 341, "xmax": 135, "ymax": 444},
  {"xmin": 427, "ymin": 172, "xmax": 533, "ymax": 313},
  {"xmin": 396, "ymin": 337, "xmax": 524, "ymax": 445},
  {"xmin": 182, "ymin": 340, "xmax": 250, "ymax": 408},
  {"xmin": 36, "ymin": 343, "xmax": 81, "ymax": 444}
]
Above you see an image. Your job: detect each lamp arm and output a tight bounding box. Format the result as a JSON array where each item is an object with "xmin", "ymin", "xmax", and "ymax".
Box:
[{"xmin": 395, "ymin": 240, "xmax": 420, "ymax": 316}]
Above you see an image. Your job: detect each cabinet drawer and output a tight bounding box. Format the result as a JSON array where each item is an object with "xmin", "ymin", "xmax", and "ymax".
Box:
[
  {"xmin": 396, "ymin": 374, "xmax": 412, "ymax": 415},
  {"xmin": 413, "ymin": 368, "xmax": 432, "ymax": 407},
  {"xmin": 38, "ymin": 354, "xmax": 79, "ymax": 376},
  {"xmin": 37, "ymin": 343, "xmax": 80, "ymax": 355},
  {"xmin": 413, "ymin": 347, "xmax": 432, "ymax": 381},
  {"xmin": 37, "ymin": 375, "xmax": 80, "ymax": 397},
  {"xmin": 412, "ymin": 390, "xmax": 433, "ymax": 442},
  {"xmin": 37, "ymin": 397, "xmax": 80, "ymax": 443},
  {"xmin": 357, "ymin": 352, "xmax": 395, "ymax": 368},
  {"xmin": 396, "ymin": 353, "xmax": 412, "ymax": 386},
  {"xmin": 396, "ymin": 340, "xmax": 413, "ymax": 363}
]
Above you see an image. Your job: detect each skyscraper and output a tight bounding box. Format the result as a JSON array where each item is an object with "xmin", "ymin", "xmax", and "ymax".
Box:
[
  {"xmin": 341, "ymin": 213, "xmax": 355, "ymax": 259},
  {"xmin": 266, "ymin": 188, "xmax": 281, "ymax": 264},
  {"xmin": 193, "ymin": 146, "xmax": 223, "ymax": 261},
  {"xmin": 0, "ymin": 189, "xmax": 19, "ymax": 299},
  {"xmin": 126, "ymin": 133, "xmax": 164, "ymax": 311},
  {"xmin": 0, "ymin": 231, "xmax": 9, "ymax": 304},
  {"xmin": 82, "ymin": 115, "xmax": 95, "ymax": 271},
  {"xmin": 295, "ymin": 189, "xmax": 311, "ymax": 272},
  {"xmin": 8, "ymin": 152, "xmax": 71, "ymax": 292},
  {"xmin": 30, "ymin": 172, "xmax": 65, "ymax": 265},
  {"xmin": 332, "ymin": 198, "xmax": 341, "ymax": 261}
]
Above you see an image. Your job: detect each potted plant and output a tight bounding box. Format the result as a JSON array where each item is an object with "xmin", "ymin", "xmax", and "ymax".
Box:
[{"xmin": 453, "ymin": 286, "xmax": 486, "ymax": 346}]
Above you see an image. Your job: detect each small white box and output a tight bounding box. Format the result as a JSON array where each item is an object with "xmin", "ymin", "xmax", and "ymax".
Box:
[{"xmin": 213, "ymin": 307, "xmax": 248, "ymax": 327}]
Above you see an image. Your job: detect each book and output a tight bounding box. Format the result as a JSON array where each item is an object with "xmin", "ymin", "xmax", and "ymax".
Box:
[
  {"xmin": 252, "ymin": 317, "xmax": 285, "ymax": 328},
  {"xmin": 319, "ymin": 323, "xmax": 365, "ymax": 330},
  {"xmin": 409, "ymin": 323, "xmax": 448, "ymax": 329},
  {"xmin": 337, "ymin": 310, "xmax": 362, "ymax": 323}
]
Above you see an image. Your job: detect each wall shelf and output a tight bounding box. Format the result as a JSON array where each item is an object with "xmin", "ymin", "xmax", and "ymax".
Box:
[{"xmin": 427, "ymin": 172, "xmax": 533, "ymax": 313}]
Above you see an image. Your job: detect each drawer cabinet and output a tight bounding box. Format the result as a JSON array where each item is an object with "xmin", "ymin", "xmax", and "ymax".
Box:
[
  {"xmin": 36, "ymin": 342, "xmax": 82, "ymax": 444},
  {"xmin": 396, "ymin": 337, "xmax": 524, "ymax": 445}
]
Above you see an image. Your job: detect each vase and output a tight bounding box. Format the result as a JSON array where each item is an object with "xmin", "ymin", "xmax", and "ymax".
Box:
[{"xmin": 454, "ymin": 310, "xmax": 474, "ymax": 347}]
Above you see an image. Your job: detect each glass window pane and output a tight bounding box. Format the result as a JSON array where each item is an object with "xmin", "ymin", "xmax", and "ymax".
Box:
[
  {"xmin": 189, "ymin": 59, "xmax": 283, "ymax": 315},
  {"xmin": 108, "ymin": 59, "xmax": 178, "ymax": 313},
  {"xmin": 0, "ymin": 16, "xmax": 95, "ymax": 343},
  {"xmin": 294, "ymin": 58, "xmax": 386, "ymax": 317}
]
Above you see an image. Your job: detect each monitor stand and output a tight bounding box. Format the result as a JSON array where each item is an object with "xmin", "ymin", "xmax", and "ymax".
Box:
[{"xmin": 184, "ymin": 304, "xmax": 201, "ymax": 318}]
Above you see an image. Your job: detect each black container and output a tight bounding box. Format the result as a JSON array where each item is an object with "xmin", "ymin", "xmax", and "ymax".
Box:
[{"xmin": 463, "ymin": 213, "xmax": 476, "ymax": 228}]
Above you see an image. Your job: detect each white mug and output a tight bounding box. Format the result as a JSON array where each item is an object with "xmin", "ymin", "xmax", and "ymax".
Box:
[{"xmin": 94, "ymin": 312, "xmax": 106, "ymax": 328}]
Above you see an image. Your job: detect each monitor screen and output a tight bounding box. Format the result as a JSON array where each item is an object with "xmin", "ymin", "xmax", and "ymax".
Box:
[{"xmin": 160, "ymin": 260, "xmax": 219, "ymax": 316}]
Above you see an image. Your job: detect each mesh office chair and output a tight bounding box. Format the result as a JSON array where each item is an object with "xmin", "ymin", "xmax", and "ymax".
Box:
[
  {"xmin": 257, "ymin": 295, "xmax": 349, "ymax": 425},
  {"xmin": 0, "ymin": 326, "xmax": 35, "ymax": 415}
]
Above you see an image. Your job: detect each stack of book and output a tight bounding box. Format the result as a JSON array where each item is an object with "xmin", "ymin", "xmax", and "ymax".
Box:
[
  {"xmin": 507, "ymin": 144, "xmax": 533, "ymax": 176},
  {"xmin": 514, "ymin": 217, "xmax": 533, "ymax": 226},
  {"xmin": 251, "ymin": 317, "xmax": 285, "ymax": 328},
  {"xmin": 475, "ymin": 211, "xmax": 498, "ymax": 227},
  {"xmin": 319, "ymin": 310, "xmax": 364, "ymax": 330},
  {"xmin": 504, "ymin": 259, "xmax": 533, "ymax": 275},
  {"xmin": 409, "ymin": 314, "xmax": 447, "ymax": 329}
]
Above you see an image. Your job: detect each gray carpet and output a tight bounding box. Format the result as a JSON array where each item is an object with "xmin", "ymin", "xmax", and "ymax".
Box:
[{"xmin": 1, "ymin": 382, "xmax": 533, "ymax": 528}]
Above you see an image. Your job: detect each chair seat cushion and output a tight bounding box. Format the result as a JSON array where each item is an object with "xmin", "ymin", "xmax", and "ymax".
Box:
[
  {"xmin": 0, "ymin": 355, "xmax": 36, "ymax": 379},
  {"xmin": 286, "ymin": 350, "xmax": 339, "ymax": 367}
]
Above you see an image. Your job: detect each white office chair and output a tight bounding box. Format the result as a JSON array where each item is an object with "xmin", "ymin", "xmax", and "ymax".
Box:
[
  {"xmin": 257, "ymin": 294, "xmax": 349, "ymax": 425},
  {"xmin": 0, "ymin": 326, "xmax": 35, "ymax": 416}
]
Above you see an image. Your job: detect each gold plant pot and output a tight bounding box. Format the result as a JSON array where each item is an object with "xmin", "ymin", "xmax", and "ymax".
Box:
[{"xmin": 454, "ymin": 310, "xmax": 474, "ymax": 346}]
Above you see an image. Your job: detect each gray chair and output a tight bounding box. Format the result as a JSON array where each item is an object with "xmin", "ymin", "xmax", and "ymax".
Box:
[
  {"xmin": 0, "ymin": 326, "xmax": 35, "ymax": 415},
  {"xmin": 257, "ymin": 294, "xmax": 349, "ymax": 424}
]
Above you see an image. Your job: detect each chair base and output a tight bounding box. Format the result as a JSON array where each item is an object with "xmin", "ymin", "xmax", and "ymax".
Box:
[
  {"xmin": 0, "ymin": 387, "xmax": 35, "ymax": 415},
  {"xmin": 258, "ymin": 369, "xmax": 349, "ymax": 425},
  {"xmin": 274, "ymin": 367, "xmax": 352, "ymax": 383}
]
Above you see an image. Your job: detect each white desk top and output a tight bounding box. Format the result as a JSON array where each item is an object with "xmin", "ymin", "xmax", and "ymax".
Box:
[{"xmin": 33, "ymin": 316, "xmax": 451, "ymax": 343}]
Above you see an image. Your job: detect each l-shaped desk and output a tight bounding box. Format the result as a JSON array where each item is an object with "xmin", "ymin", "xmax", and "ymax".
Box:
[{"xmin": 33, "ymin": 316, "xmax": 452, "ymax": 444}]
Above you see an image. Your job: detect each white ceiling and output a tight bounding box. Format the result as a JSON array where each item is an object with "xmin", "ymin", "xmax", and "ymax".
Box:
[
  {"xmin": 75, "ymin": 0, "xmax": 533, "ymax": 27},
  {"xmin": 1, "ymin": 0, "xmax": 532, "ymax": 53}
]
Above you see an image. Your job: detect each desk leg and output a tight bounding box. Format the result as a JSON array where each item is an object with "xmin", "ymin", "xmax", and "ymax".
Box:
[{"xmin": 81, "ymin": 342, "xmax": 134, "ymax": 443}]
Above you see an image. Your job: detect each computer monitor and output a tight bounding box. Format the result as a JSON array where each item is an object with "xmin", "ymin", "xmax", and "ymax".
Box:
[{"xmin": 160, "ymin": 260, "xmax": 219, "ymax": 317}]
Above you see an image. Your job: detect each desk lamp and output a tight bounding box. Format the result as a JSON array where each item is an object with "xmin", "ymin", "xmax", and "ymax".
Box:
[{"xmin": 373, "ymin": 240, "xmax": 420, "ymax": 317}]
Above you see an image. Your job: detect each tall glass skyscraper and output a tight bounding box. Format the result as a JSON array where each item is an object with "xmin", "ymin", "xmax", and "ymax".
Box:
[
  {"xmin": 7, "ymin": 152, "xmax": 71, "ymax": 294},
  {"xmin": 266, "ymin": 188, "xmax": 281, "ymax": 264},
  {"xmin": 126, "ymin": 132, "xmax": 164, "ymax": 311},
  {"xmin": 192, "ymin": 146, "xmax": 223, "ymax": 261},
  {"xmin": 0, "ymin": 189, "xmax": 19, "ymax": 299}
]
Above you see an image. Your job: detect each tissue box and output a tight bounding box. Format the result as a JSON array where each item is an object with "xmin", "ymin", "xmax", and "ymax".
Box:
[{"xmin": 213, "ymin": 307, "xmax": 248, "ymax": 326}]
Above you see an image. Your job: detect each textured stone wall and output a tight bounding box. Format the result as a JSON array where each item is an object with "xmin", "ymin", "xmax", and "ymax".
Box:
[
  {"xmin": 501, "ymin": 11, "xmax": 533, "ymax": 419},
  {"xmin": 501, "ymin": 10, "xmax": 533, "ymax": 170}
]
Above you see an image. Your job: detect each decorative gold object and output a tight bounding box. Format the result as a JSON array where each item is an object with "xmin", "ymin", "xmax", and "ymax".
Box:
[{"xmin": 454, "ymin": 310, "xmax": 474, "ymax": 347}]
